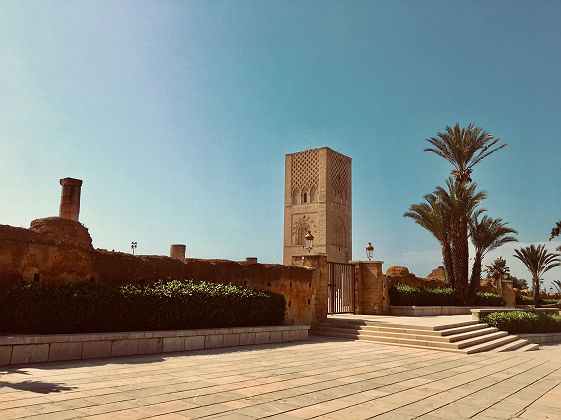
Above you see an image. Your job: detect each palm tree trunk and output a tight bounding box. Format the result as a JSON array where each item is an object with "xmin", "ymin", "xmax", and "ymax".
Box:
[
  {"xmin": 533, "ymin": 275, "xmax": 540, "ymax": 304},
  {"xmin": 441, "ymin": 241, "xmax": 455, "ymax": 289},
  {"xmin": 451, "ymin": 221, "xmax": 469, "ymax": 305},
  {"xmin": 468, "ymin": 251, "xmax": 483, "ymax": 305}
]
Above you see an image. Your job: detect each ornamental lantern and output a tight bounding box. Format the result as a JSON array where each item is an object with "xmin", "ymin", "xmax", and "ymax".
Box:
[
  {"xmin": 366, "ymin": 242, "xmax": 374, "ymax": 261},
  {"xmin": 304, "ymin": 231, "xmax": 314, "ymax": 252}
]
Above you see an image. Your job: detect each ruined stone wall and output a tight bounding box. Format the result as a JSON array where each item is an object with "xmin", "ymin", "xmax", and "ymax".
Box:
[
  {"xmin": 0, "ymin": 218, "xmax": 323, "ymax": 325},
  {"xmin": 92, "ymin": 252, "xmax": 322, "ymax": 325},
  {"xmin": 0, "ymin": 218, "xmax": 94, "ymax": 286}
]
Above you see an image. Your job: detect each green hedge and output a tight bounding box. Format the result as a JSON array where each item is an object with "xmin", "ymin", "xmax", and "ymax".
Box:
[
  {"xmin": 482, "ymin": 311, "xmax": 561, "ymax": 334},
  {"xmin": 515, "ymin": 295, "xmax": 560, "ymax": 306},
  {"xmin": 0, "ymin": 280, "xmax": 286, "ymax": 334},
  {"xmin": 388, "ymin": 284, "xmax": 504, "ymax": 306}
]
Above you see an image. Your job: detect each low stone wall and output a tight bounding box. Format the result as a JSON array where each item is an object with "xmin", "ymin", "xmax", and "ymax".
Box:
[
  {"xmin": 516, "ymin": 332, "xmax": 561, "ymax": 345},
  {"xmin": 390, "ymin": 306, "xmax": 471, "ymax": 316},
  {"xmin": 0, "ymin": 325, "xmax": 310, "ymax": 366}
]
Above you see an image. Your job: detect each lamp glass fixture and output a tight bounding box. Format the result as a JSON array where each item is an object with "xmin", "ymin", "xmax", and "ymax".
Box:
[{"xmin": 304, "ymin": 231, "xmax": 314, "ymax": 252}]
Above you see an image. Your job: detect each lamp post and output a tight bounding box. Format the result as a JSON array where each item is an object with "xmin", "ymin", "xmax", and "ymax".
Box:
[
  {"xmin": 131, "ymin": 241, "xmax": 137, "ymax": 255},
  {"xmin": 304, "ymin": 231, "xmax": 314, "ymax": 252},
  {"xmin": 366, "ymin": 242, "xmax": 374, "ymax": 261}
]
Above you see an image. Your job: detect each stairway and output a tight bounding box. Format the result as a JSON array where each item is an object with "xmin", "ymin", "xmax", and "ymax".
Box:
[{"xmin": 309, "ymin": 318, "xmax": 539, "ymax": 354}]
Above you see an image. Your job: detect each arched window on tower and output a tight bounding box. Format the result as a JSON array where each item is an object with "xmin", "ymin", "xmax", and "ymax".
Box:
[
  {"xmin": 303, "ymin": 192, "xmax": 307, "ymax": 203},
  {"xmin": 310, "ymin": 187, "xmax": 316, "ymax": 203},
  {"xmin": 296, "ymin": 224, "xmax": 310, "ymax": 245}
]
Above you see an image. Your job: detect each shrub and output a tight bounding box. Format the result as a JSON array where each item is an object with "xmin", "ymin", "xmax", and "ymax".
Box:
[
  {"xmin": 388, "ymin": 284, "xmax": 504, "ymax": 306},
  {"xmin": 516, "ymin": 295, "xmax": 534, "ymax": 305},
  {"xmin": 540, "ymin": 298, "xmax": 560, "ymax": 305},
  {"xmin": 389, "ymin": 284, "xmax": 458, "ymax": 306},
  {"xmin": 0, "ymin": 280, "xmax": 286, "ymax": 334},
  {"xmin": 515, "ymin": 295, "xmax": 560, "ymax": 306},
  {"xmin": 474, "ymin": 292, "xmax": 504, "ymax": 307},
  {"xmin": 482, "ymin": 311, "xmax": 561, "ymax": 334}
]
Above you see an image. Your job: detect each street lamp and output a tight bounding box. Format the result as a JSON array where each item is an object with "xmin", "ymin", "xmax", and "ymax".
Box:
[
  {"xmin": 304, "ymin": 231, "xmax": 314, "ymax": 252},
  {"xmin": 366, "ymin": 242, "xmax": 374, "ymax": 261},
  {"xmin": 131, "ymin": 241, "xmax": 137, "ymax": 255}
]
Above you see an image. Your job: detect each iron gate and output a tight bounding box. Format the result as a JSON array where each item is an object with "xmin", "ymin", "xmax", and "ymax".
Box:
[{"xmin": 327, "ymin": 262, "xmax": 355, "ymax": 314}]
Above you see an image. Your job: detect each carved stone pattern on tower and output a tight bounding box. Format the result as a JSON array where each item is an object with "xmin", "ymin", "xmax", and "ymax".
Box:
[
  {"xmin": 291, "ymin": 149, "xmax": 319, "ymax": 191},
  {"xmin": 329, "ymin": 150, "xmax": 350, "ymax": 200},
  {"xmin": 291, "ymin": 215, "xmax": 315, "ymax": 245}
]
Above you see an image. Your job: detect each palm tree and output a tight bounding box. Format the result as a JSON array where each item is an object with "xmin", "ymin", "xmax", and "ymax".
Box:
[
  {"xmin": 550, "ymin": 221, "xmax": 561, "ymax": 240},
  {"xmin": 434, "ymin": 178, "xmax": 486, "ymax": 304},
  {"xmin": 550, "ymin": 221, "xmax": 561, "ymax": 252},
  {"xmin": 553, "ymin": 280, "xmax": 561, "ymax": 294},
  {"xmin": 404, "ymin": 193, "xmax": 455, "ymax": 288},
  {"xmin": 425, "ymin": 123, "xmax": 507, "ymax": 183},
  {"xmin": 484, "ymin": 257, "xmax": 511, "ymax": 284},
  {"xmin": 470, "ymin": 224, "xmax": 517, "ymax": 303},
  {"xmin": 513, "ymin": 244, "xmax": 561, "ymax": 302},
  {"xmin": 469, "ymin": 216, "xmax": 517, "ymax": 301}
]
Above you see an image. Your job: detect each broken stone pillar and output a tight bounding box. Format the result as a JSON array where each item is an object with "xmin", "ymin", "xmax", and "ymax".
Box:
[
  {"xmin": 59, "ymin": 178, "xmax": 83, "ymax": 221},
  {"xmin": 501, "ymin": 280, "xmax": 516, "ymax": 307},
  {"xmin": 170, "ymin": 244, "xmax": 186, "ymax": 259}
]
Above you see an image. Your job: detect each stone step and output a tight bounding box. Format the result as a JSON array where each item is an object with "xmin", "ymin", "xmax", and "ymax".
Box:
[
  {"xmin": 313, "ymin": 319, "xmax": 534, "ymax": 354},
  {"xmin": 456, "ymin": 330, "xmax": 509, "ymax": 349},
  {"xmin": 316, "ymin": 319, "xmax": 482, "ymax": 334},
  {"xmin": 310, "ymin": 326, "xmax": 447, "ymax": 342},
  {"xmin": 438, "ymin": 323, "xmax": 491, "ymax": 336},
  {"xmin": 488, "ymin": 338, "xmax": 536, "ymax": 352},
  {"xmin": 309, "ymin": 331, "xmax": 465, "ymax": 353},
  {"xmin": 310, "ymin": 325, "xmax": 499, "ymax": 344},
  {"xmin": 463, "ymin": 335, "xmax": 520, "ymax": 354},
  {"xmin": 515, "ymin": 343, "xmax": 540, "ymax": 352},
  {"xmin": 313, "ymin": 323, "xmax": 445, "ymax": 336},
  {"xmin": 445, "ymin": 327, "xmax": 500, "ymax": 343},
  {"xmin": 322, "ymin": 318, "xmax": 480, "ymax": 331},
  {"xmin": 311, "ymin": 329, "xmax": 486, "ymax": 350}
]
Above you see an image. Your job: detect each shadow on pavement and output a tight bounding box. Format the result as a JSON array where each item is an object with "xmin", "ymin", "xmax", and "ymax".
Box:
[{"xmin": 0, "ymin": 379, "xmax": 76, "ymax": 394}]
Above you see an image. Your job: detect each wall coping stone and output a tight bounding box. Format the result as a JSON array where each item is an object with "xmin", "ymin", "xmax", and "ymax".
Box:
[
  {"xmin": 0, "ymin": 325, "xmax": 309, "ymax": 346},
  {"xmin": 517, "ymin": 332, "xmax": 561, "ymax": 344},
  {"xmin": 1, "ymin": 325, "xmax": 310, "ymax": 366}
]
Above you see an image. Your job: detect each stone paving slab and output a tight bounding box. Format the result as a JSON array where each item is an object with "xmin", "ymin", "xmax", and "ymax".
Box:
[{"xmin": 0, "ymin": 338, "xmax": 560, "ymax": 419}]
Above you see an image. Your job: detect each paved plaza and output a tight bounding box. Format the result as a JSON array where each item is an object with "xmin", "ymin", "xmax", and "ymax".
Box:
[{"xmin": 1, "ymin": 338, "xmax": 560, "ymax": 420}]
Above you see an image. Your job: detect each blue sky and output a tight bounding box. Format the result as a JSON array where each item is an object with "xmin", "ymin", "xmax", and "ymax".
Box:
[{"xmin": 1, "ymin": 1, "xmax": 560, "ymax": 290}]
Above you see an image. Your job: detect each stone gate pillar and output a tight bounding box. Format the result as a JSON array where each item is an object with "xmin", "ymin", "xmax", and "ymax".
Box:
[
  {"xmin": 350, "ymin": 260, "xmax": 386, "ymax": 314},
  {"xmin": 59, "ymin": 178, "xmax": 83, "ymax": 221},
  {"xmin": 291, "ymin": 255, "xmax": 328, "ymax": 323}
]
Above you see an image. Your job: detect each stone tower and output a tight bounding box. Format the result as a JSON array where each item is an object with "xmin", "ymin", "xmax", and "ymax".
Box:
[{"xmin": 283, "ymin": 147, "xmax": 352, "ymax": 265}]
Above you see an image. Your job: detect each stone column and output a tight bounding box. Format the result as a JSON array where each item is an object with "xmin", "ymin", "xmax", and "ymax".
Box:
[
  {"xmin": 170, "ymin": 244, "xmax": 186, "ymax": 259},
  {"xmin": 59, "ymin": 178, "xmax": 83, "ymax": 221},
  {"xmin": 350, "ymin": 260, "xmax": 385, "ymax": 314}
]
